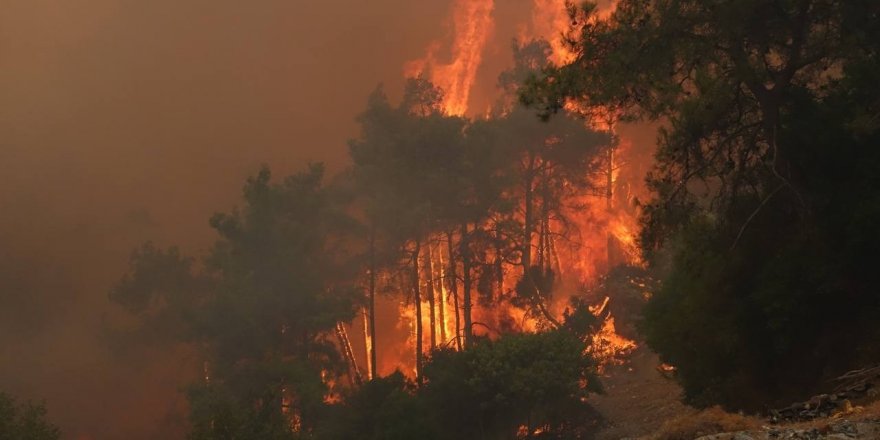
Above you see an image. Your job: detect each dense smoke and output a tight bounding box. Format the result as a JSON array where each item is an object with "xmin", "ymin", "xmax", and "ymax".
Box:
[
  {"xmin": 0, "ymin": 1, "xmax": 656, "ymax": 438},
  {"xmin": 1, "ymin": 1, "xmax": 448, "ymax": 438}
]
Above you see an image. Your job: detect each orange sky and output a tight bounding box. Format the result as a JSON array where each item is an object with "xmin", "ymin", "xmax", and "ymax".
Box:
[
  {"xmin": 0, "ymin": 1, "xmax": 647, "ymax": 438},
  {"xmin": 1, "ymin": 1, "xmax": 453, "ymax": 437}
]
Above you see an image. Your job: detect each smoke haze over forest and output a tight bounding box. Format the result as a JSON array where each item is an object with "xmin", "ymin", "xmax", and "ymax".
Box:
[
  {"xmin": 0, "ymin": 1, "xmax": 605, "ymax": 437},
  {"xmin": 5, "ymin": 1, "xmax": 876, "ymax": 439},
  {"xmin": 2, "ymin": 1, "xmax": 438, "ymax": 437}
]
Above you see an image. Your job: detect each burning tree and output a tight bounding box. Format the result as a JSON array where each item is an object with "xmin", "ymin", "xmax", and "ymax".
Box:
[
  {"xmin": 349, "ymin": 77, "xmax": 471, "ymax": 381},
  {"xmin": 110, "ymin": 4, "xmax": 659, "ymax": 435}
]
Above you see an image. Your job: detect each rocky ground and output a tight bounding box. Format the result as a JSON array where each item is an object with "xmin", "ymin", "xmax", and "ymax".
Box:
[
  {"xmin": 696, "ymin": 418, "xmax": 880, "ymax": 440},
  {"xmin": 589, "ymin": 346, "xmax": 880, "ymax": 439}
]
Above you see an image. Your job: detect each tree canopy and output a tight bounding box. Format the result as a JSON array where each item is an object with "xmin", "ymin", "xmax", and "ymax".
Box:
[{"xmin": 524, "ymin": 0, "xmax": 880, "ymax": 409}]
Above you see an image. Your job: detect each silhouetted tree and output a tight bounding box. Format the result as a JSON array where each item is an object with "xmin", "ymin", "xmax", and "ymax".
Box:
[
  {"xmin": 350, "ymin": 77, "xmax": 467, "ymax": 378},
  {"xmin": 0, "ymin": 392, "xmax": 60, "ymax": 440}
]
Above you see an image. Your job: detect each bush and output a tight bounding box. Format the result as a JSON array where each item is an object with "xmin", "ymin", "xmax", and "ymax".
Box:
[{"xmin": 320, "ymin": 327, "xmax": 604, "ymax": 439}]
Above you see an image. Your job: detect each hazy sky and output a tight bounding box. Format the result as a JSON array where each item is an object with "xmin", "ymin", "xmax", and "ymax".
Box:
[
  {"xmin": 0, "ymin": 1, "xmax": 540, "ymax": 438},
  {"xmin": 1, "ymin": 0, "xmax": 454, "ymax": 249}
]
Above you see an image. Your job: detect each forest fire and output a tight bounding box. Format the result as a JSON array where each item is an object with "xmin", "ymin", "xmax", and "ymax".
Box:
[
  {"xmin": 8, "ymin": 0, "xmax": 879, "ymax": 438},
  {"xmin": 369, "ymin": 0, "xmax": 645, "ymax": 380}
]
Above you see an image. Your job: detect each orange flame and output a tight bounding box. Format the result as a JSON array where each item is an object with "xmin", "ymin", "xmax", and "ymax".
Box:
[
  {"xmin": 590, "ymin": 314, "xmax": 638, "ymax": 370},
  {"xmin": 528, "ymin": 0, "xmax": 620, "ymax": 66},
  {"xmin": 530, "ymin": 0, "xmax": 577, "ymax": 65},
  {"xmin": 369, "ymin": 0, "xmax": 648, "ymax": 379},
  {"xmin": 405, "ymin": 0, "xmax": 495, "ymax": 115}
]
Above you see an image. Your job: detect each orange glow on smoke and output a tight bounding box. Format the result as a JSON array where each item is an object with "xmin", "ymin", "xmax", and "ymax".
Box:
[{"xmin": 405, "ymin": 0, "xmax": 495, "ymax": 115}]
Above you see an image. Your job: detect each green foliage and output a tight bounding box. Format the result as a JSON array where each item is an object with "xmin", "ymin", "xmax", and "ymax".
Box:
[
  {"xmin": 0, "ymin": 392, "xmax": 60, "ymax": 440},
  {"xmin": 111, "ymin": 242, "xmax": 198, "ymax": 313},
  {"xmin": 349, "ymin": 78, "xmax": 469, "ymax": 240},
  {"xmin": 526, "ymin": 0, "xmax": 880, "ymax": 409},
  {"xmin": 425, "ymin": 329, "xmax": 602, "ymax": 439},
  {"xmin": 112, "ymin": 165, "xmax": 362, "ymax": 436},
  {"xmin": 642, "ymin": 88, "xmax": 880, "ymax": 409},
  {"xmin": 319, "ymin": 328, "xmax": 602, "ymax": 440},
  {"xmin": 315, "ymin": 372, "xmax": 431, "ymax": 440},
  {"xmin": 109, "ymin": 242, "xmax": 203, "ymax": 345},
  {"xmin": 200, "ymin": 164, "xmax": 358, "ymax": 368},
  {"xmin": 189, "ymin": 165, "xmax": 361, "ymax": 432},
  {"xmin": 187, "ymin": 359, "xmax": 324, "ymax": 440}
]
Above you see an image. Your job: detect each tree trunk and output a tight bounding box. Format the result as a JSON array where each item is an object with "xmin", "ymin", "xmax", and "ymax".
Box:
[
  {"xmin": 606, "ymin": 141, "xmax": 614, "ymax": 211},
  {"xmin": 367, "ymin": 228, "xmax": 377, "ymax": 379},
  {"xmin": 522, "ymin": 153, "xmax": 537, "ymax": 273},
  {"xmin": 362, "ymin": 307, "xmax": 372, "ymax": 380},
  {"xmin": 433, "ymin": 243, "xmax": 447, "ymax": 345},
  {"xmin": 606, "ymin": 140, "xmax": 615, "ymax": 267},
  {"xmin": 412, "ymin": 240, "xmax": 423, "ymax": 385},
  {"xmin": 538, "ymin": 214, "xmax": 546, "ymax": 271},
  {"xmin": 493, "ymin": 224, "xmax": 504, "ymax": 302},
  {"xmin": 425, "ymin": 241, "xmax": 437, "ymax": 351},
  {"xmin": 460, "ymin": 223, "xmax": 473, "ymax": 347},
  {"xmin": 523, "ymin": 181, "xmax": 534, "ymax": 272},
  {"xmin": 539, "ymin": 165, "xmax": 551, "ymax": 273},
  {"xmin": 547, "ymin": 222, "xmax": 563, "ymax": 276},
  {"xmin": 447, "ymin": 230, "xmax": 462, "ymax": 351}
]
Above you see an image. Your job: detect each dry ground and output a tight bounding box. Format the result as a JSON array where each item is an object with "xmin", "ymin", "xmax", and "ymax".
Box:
[
  {"xmin": 588, "ymin": 346, "xmax": 880, "ymax": 439},
  {"xmin": 590, "ymin": 346, "xmax": 696, "ymax": 439}
]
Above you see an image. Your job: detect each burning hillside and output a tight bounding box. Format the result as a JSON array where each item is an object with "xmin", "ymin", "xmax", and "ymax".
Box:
[{"xmin": 361, "ymin": 0, "xmax": 650, "ymax": 381}]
